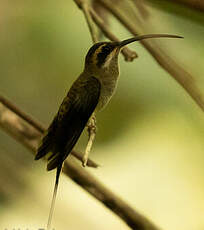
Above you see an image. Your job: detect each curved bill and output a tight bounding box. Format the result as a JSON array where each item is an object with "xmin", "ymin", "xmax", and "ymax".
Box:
[{"xmin": 118, "ymin": 34, "xmax": 183, "ymax": 47}]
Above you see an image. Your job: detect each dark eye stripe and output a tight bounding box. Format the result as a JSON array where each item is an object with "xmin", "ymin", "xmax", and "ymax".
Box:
[
  {"xmin": 97, "ymin": 44, "xmax": 114, "ymax": 67},
  {"xmin": 86, "ymin": 43, "xmax": 103, "ymax": 59}
]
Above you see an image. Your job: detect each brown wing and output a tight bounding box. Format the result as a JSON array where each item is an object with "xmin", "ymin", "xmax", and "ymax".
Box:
[{"xmin": 35, "ymin": 76, "xmax": 101, "ymax": 171}]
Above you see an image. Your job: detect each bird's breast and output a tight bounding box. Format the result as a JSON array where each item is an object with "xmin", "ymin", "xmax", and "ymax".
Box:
[{"xmin": 96, "ymin": 71, "xmax": 119, "ymax": 111}]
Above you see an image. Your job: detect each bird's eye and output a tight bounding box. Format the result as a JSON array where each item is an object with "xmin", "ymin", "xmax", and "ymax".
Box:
[
  {"xmin": 103, "ymin": 46, "xmax": 111, "ymax": 53},
  {"xmin": 104, "ymin": 46, "xmax": 110, "ymax": 51}
]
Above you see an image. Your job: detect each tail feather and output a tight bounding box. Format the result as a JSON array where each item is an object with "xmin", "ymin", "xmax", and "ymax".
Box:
[
  {"xmin": 35, "ymin": 134, "xmax": 53, "ymax": 160},
  {"xmin": 35, "ymin": 116, "xmax": 57, "ymax": 161},
  {"xmin": 47, "ymin": 162, "xmax": 63, "ymax": 230},
  {"xmin": 47, "ymin": 152, "xmax": 61, "ymax": 171},
  {"xmin": 47, "ymin": 129, "xmax": 83, "ymax": 171}
]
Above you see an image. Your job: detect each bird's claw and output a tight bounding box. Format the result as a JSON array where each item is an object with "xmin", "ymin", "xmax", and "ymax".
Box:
[
  {"xmin": 82, "ymin": 114, "xmax": 96, "ymax": 167},
  {"xmin": 82, "ymin": 156, "xmax": 88, "ymax": 167}
]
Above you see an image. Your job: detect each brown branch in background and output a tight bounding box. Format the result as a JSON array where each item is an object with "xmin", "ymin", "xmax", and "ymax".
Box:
[
  {"xmin": 168, "ymin": 0, "xmax": 204, "ymax": 12},
  {"xmin": 82, "ymin": 2, "xmax": 99, "ymax": 43},
  {"xmin": 74, "ymin": 0, "xmax": 138, "ymax": 61},
  {"xmin": 97, "ymin": 0, "xmax": 204, "ymax": 112},
  {"xmin": 74, "ymin": 0, "xmax": 98, "ymax": 43},
  {"xmin": 63, "ymin": 161, "xmax": 160, "ymax": 230},
  {"xmin": 92, "ymin": 0, "xmax": 109, "ymax": 27},
  {"xmin": 90, "ymin": 8, "xmax": 138, "ymax": 61},
  {"xmin": 0, "ymin": 95, "xmax": 45, "ymax": 133},
  {"xmin": 76, "ymin": 0, "xmax": 204, "ymax": 111},
  {"xmin": 0, "ymin": 95, "xmax": 98, "ymax": 168},
  {"xmin": 133, "ymin": 0, "xmax": 149, "ymax": 18},
  {"xmin": 1, "ymin": 0, "xmax": 201, "ymax": 229},
  {"xmin": 0, "ymin": 99, "xmax": 160, "ymax": 230}
]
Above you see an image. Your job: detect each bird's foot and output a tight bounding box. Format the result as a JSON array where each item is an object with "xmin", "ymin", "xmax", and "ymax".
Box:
[
  {"xmin": 82, "ymin": 137, "xmax": 93, "ymax": 167},
  {"xmin": 82, "ymin": 154, "xmax": 88, "ymax": 167},
  {"xmin": 82, "ymin": 114, "xmax": 96, "ymax": 167}
]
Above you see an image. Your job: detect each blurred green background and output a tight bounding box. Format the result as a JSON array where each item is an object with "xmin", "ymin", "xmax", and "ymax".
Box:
[{"xmin": 0, "ymin": 1, "xmax": 204, "ymax": 230}]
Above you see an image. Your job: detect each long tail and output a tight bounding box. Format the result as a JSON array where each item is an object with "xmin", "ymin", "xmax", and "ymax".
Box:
[{"xmin": 47, "ymin": 162, "xmax": 63, "ymax": 230}]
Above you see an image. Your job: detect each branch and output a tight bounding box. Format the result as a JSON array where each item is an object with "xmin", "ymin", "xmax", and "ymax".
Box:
[
  {"xmin": 166, "ymin": 0, "xmax": 204, "ymax": 12},
  {"xmin": 133, "ymin": 0, "xmax": 149, "ymax": 18},
  {"xmin": 81, "ymin": 1, "xmax": 99, "ymax": 43},
  {"xmin": 97, "ymin": 0, "xmax": 204, "ymax": 112},
  {"xmin": 0, "ymin": 97, "xmax": 160, "ymax": 230},
  {"xmin": 74, "ymin": 0, "xmax": 138, "ymax": 62},
  {"xmin": 0, "ymin": 95, "xmax": 98, "ymax": 168},
  {"xmin": 90, "ymin": 8, "xmax": 138, "ymax": 61}
]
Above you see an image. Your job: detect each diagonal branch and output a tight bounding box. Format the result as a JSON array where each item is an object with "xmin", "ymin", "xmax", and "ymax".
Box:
[
  {"xmin": 0, "ymin": 95, "xmax": 98, "ymax": 168},
  {"xmin": 133, "ymin": 0, "xmax": 149, "ymax": 18},
  {"xmin": 74, "ymin": 0, "xmax": 138, "ymax": 62},
  {"xmin": 89, "ymin": 8, "xmax": 138, "ymax": 61},
  {"xmin": 165, "ymin": 0, "xmax": 204, "ymax": 12},
  {"xmin": 81, "ymin": 1, "xmax": 99, "ymax": 43},
  {"xmin": 0, "ymin": 98, "xmax": 160, "ymax": 230},
  {"xmin": 97, "ymin": 0, "xmax": 204, "ymax": 112}
]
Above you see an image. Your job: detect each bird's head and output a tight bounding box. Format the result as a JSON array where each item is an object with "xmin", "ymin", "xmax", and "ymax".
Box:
[
  {"xmin": 84, "ymin": 41, "xmax": 120, "ymax": 73},
  {"xmin": 84, "ymin": 34, "xmax": 183, "ymax": 74}
]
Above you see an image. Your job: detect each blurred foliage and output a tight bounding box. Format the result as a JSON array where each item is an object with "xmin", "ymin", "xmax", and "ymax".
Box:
[
  {"xmin": 0, "ymin": 1, "xmax": 204, "ymax": 230},
  {"xmin": 147, "ymin": 0, "xmax": 204, "ymax": 25}
]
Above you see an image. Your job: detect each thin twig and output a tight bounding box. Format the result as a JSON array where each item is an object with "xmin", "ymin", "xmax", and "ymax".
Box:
[
  {"xmin": 0, "ymin": 95, "xmax": 99, "ymax": 168},
  {"xmin": 90, "ymin": 8, "xmax": 138, "ymax": 61},
  {"xmin": 133, "ymin": 0, "xmax": 149, "ymax": 18},
  {"xmin": 164, "ymin": 0, "xmax": 204, "ymax": 12},
  {"xmin": 97, "ymin": 0, "xmax": 204, "ymax": 111},
  {"xmin": 82, "ymin": 2, "xmax": 99, "ymax": 43},
  {"xmin": 75, "ymin": 0, "xmax": 138, "ymax": 61},
  {"xmin": 0, "ymin": 100, "xmax": 160, "ymax": 230},
  {"xmin": 74, "ymin": 0, "xmax": 98, "ymax": 43},
  {"xmin": 0, "ymin": 95, "xmax": 44, "ymax": 133},
  {"xmin": 71, "ymin": 149, "xmax": 99, "ymax": 168}
]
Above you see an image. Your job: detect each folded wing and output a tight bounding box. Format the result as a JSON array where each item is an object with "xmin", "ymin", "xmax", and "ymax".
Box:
[{"xmin": 35, "ymin": 76, "xmax": 101, "ymax": 170}]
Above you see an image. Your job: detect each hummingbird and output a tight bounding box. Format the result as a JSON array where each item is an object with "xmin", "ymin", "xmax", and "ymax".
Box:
[{"xmin": 35, "ymin": 34, "xmax": 183, "ymax": 230}]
